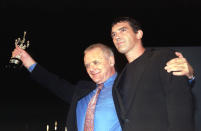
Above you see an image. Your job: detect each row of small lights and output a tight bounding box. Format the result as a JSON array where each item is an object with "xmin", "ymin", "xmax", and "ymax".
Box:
[{"xmin": 46, "ymin": 121, "xmax": 67, "ymax": 131}]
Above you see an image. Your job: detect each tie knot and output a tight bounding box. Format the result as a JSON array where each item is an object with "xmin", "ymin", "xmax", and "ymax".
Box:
[{"xmin": 97, "ymin": 83, "xmax": 104, "ymax": 90}]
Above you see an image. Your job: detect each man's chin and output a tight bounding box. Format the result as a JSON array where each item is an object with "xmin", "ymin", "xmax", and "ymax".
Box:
[
  {"xmin": 92, "ymin": 78, "xmax": 100, "ymax": 84},
  {"xmin": 118, "ymin": 49, "xmax": 127, "ymax": 54}
]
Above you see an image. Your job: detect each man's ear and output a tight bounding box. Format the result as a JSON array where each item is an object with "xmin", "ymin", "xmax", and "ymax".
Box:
[
  {"xmin": 136, "ymin": 30, "xmax": 143, "ymax": 39},
  {"xmin": 109, "ymin": 56, "xmax": 115, "ymax": 66}
]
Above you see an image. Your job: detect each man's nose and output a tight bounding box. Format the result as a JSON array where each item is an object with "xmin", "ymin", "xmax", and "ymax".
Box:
[
  {"xmin": 115, "ymin": 33, "xmax": 121, "ymax": 41},
  {"xmin": 89, "ymin": 64, "xmax": 96, "ymax": 72}
]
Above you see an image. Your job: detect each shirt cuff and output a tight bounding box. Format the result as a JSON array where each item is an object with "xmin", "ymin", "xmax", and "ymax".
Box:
[
  {"xmin": 188, "ymin": 76, "xmax": 195, "ymax": 84},
  {"xmin": 28, "ymin": 63, "xmax": 37, "ymax": 72}
]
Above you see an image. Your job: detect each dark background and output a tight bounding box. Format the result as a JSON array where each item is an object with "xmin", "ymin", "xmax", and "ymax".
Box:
[{"xmin": 0, "ymin": 0, "xmax": 201, "ymax": 130}]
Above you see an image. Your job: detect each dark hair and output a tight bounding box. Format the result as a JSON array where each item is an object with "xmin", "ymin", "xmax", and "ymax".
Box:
[{"xmin": 111, "ymin": 17, "xmax": 142, "ymax": 33}]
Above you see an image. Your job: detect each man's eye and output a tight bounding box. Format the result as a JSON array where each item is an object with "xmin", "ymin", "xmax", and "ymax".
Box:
[
  {"xmin": 85, "ymin": 64, "xmax": 89, "ymax": 68},
  {"xmin": 94, "ymin": 61, "xmax": 99, "ymax": 65},
  {"xmin": 111, "ymin": 33, "xmax": 116, "ymax": 38}
]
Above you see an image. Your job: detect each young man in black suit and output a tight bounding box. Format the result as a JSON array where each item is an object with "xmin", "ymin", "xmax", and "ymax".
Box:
[{"xmin": 111, "ymin": 17, "xmax": 194, "ymax": 131}]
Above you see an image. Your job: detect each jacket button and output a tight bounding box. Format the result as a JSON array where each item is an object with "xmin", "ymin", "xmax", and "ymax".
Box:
[{"xmin": 125, "ymin": 119, "xmax": 129, "ymax": 123}]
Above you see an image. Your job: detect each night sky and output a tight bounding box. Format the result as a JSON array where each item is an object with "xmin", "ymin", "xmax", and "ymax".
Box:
[{"xmin": 0, "ymin": 0, "xmax": 201, "ymax": 130}]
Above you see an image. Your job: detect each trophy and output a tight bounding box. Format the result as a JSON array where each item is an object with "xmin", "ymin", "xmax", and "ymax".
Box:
[{"xmin": 9, "ymin": 31, "xmax": 30, "ymax": 66}]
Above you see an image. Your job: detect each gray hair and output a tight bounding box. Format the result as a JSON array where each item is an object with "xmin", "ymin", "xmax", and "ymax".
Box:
[{"xmin": 84, "ymin": 43, "xmax": 114, "ymax": 58}]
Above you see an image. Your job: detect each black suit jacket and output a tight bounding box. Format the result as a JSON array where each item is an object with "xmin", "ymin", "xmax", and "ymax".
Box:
[
  {"xmin": 113, "ymin": 48, "xmax": 194, "ymax": 131},
  {"xmin": 31, "ymin": 65, "xmax": 96, "ymax": 131}
]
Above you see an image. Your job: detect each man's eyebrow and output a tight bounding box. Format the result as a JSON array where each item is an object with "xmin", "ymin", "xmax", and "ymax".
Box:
[
  {"xmin": 113, "ymin": 27, "xmax": 127, "ymax": 33},
  {"xmin": 119, "ymin": 27, "xmax": 127, "ymax": 30},
  {"xmin": 111, "ymin": 26, "xmax": 127, "ymax": 36}
]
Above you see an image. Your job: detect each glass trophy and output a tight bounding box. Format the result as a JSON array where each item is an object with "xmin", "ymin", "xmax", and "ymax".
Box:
[{"xmin": 9, "ymin": 31, "xmax": 30, "ymax": 67}]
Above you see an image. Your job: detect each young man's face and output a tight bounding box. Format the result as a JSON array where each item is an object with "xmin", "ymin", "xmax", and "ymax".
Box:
[
  {"xmin": 111, "ymin": 22, "xmax": 140, "ymax": 54},
  {"xmin": 84, "ymin": 47, "xmax": 115, "ymax": 84}
]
